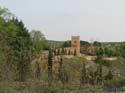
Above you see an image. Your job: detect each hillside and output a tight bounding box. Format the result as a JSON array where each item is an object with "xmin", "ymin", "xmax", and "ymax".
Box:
[
  {"xmin": 47, "ymin": 40, "xmax": 125, "ymax": 47},
  {"xmin": 47, "ymin": 40, "xmax": 64, "ymax": 48}
]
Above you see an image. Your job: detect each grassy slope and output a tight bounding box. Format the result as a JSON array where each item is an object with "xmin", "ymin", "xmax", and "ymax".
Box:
[
  {"xmin": 1, "ymin": 56, "xmax": 125, "ymax": 93},
  {"xmin": 110, "ymin": 58, "xmax": 125, "ymax": 77}
]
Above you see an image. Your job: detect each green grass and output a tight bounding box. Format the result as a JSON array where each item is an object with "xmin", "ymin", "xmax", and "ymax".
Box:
[
  {"xmin": 110, "ymin": 57, "xmax": 125, "ymax": 77},
  {"xmin": 71, "ymin": 56, "xmax": 87, "ymax": 63}
]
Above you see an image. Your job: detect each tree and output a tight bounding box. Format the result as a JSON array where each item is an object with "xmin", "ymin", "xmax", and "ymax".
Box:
[
  {"xmin": 8, "ymin": 19, "xmax": 32, "ymax": 81},
  {"xmin": 95, "ymin": 55, "xmax": 103, "ymax": 64},
  {"xmin": 95, "ymin": 56, "xmax": 103, "ymax": 85},
  {"xmin": 48, "ymin": 49, "xmax": 53, "ymax": 87},
  {"xmin": 104, "ymin": 47, "xmax": 116, "ymax": 57},
  {"xmin": 0, "ymin": 7, "xmax": 14, "ymax": 20},
  {"xmin": 30, "ymin": 30, "xmax": 49, "ymax": 52},
  {"xmin": 62, "ymin": 41, "xmax": 71, "ymax": 47},
  {"xmin": 0, "ymin": 8, "xmax": 32, "ymax": 81},
  {"xmin": 104, "ymin": 47, "xmax": 110, "ymax": 56},
  {"xmin": 80, "ymin": 40, "xmax": 90, "ymax": 46},
  {"xmin": 105, "ymin": 70, "xmax": 113, "ymax": 80},
  {"xmin": 99, "ymin": 64, "xmax": 103, "ymax": 84},
  {"xmin": 35, "ymin": 61, "xmax": 41, "ymax": 80},
  {"xmin": 30, "ymin": 30, "xmax": 46, "ymax": 41},
  {"xmin": 93, "ymin": 41, "xmax": 101, "ymax": 46},
  {"xmin": 58, "ymin": 56, "xmax": 65, "ymax": 86},
  {"xmin": 120, "ymin": 44, "xmax": 125, "ymax": 57},
  {"xmin": 0, "ymin": 32, "xmax": 16, "ymax": 80},
  {"xmin": 80, "ymin": 63, "xmax": 86, "ymax": 87},
  {"xmin": 97, "ymin": 47, "xmax": 104, "ymax": 56}
]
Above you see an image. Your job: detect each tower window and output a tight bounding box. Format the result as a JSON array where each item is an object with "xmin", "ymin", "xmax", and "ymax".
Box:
[{"xmin": 73, "ymin": 41, "xmax": 77, "ymax": 43}]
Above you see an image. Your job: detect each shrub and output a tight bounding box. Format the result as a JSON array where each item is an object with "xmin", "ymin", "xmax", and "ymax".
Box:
[{"xmin": 104, "ymin": 77, "xmax": 125, "ymax": 88}]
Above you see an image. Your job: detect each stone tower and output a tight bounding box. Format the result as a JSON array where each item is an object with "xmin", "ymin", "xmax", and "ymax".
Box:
[{"xmin": 71, "ymin": 36, "xmax": 80, "ymax": 55}]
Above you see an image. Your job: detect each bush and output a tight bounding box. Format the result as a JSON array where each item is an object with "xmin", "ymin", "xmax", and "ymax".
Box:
[
  {"xmin": 95, "ymin": 56, "xmax": 111, "ymax": 67},
  {"xmin": 103, "ymin": 60, "xmax": 111, "ymax": 67},
  {"xmin": 104, "ymin": 77, "xmax": 125, "ymax": 88},
  {"xmin": 64, "ymin": 68, "xmax": 70, "ymax": 83},
  {"xmin": 105, "ymin": 70, "xmax": 113, "ymax": 80}
]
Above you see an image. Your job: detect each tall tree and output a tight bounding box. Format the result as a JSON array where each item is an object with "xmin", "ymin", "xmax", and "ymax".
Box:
[
  {"xmin": 8, "ymin": 19, "xmax": 32, "ymax": 81},
  {"xmin": 30, "ymin": 30, "xmax": 48, "ymax": 52},
  {"xmin": 105, "ymin": 70, "xmax": 113, "ymax": 80},
  {"xmin": 80, "ymin": 63, "xmax": 86, "ymax": 88},
  {"xmin": 35, "ymin": 61, "xmax": 41, "ymax": 80},
  {"xmin": 0, "ymin": 7, "xmax": 32, "ymax": 81},
  {"xmin": 99, "ymin": 64, "xmax": 102, "ymax": 84},
  {"xmin": 30, "ymin": 30, "xmax": 46, "ymax": 41},
  {"xmin": 48, "ymin": 49, "xmax": 53, "ymax": 87},
  {"xmin": 0, "ymin": 7, "xmax": 13, "ymax": 20},
  {"xmin": 58, "ymin": 56, "xmax": 65, "ymax": 86}
]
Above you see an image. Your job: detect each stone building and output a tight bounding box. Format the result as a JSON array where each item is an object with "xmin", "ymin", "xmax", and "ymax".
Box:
[
  {"xmin": 55, "ymin": 36, "xmax": 80, "ymax": 56},
  {"xmin": 71, "ymin": 36, "xmax": 80, "ymax": 55},
  {"xmin": 40, "ymin": 36, "xmax": 81, "ymax": 61}
]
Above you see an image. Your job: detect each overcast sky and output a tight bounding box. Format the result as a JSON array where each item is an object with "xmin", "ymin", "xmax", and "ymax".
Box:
[{"xmin": 0, "ymin": 0, "xmax": 125, "ymax": 42}]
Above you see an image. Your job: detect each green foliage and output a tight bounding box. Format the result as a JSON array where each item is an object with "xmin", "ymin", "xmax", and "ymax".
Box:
[
  {"xmin": 97, "ymin": 47, "xmax": 104, "ymax": 56},
  {"xmin": 63, "ymin": 68, "xmax": 70, "ymax": 83},
  {"xmin": 95, "ymin": 56, "xmax": 111, "ymax": 67},
  {"xmin": 105, "ymin": 70, "xmax": 113, "ymax": 80},
  {"xmin": 0, "ymin": 7, "xmax": 32, "ymax": 81},
  {"xmin": 120, "ymin": 45, "xmax": 125, "ymax": 57},
  {"xmin": 30, "ymin": 30, "xmax": 45, "ymax": 41},
  {"xmin": 62, "ymin": 41, "xmax": 71, "ymax": 47},
  {"xmin": 80, "ymin": 63, "xmax": 86, "ymax": 86},
  {"xmin": 0, "ymin": 7, "xmax": 13, "ymax": 20},
  {"xmin": 35, "ymin": 62, "xmax": 40, "ymax": 80},
  {"xmin": 0, "ymin": 54, "xmax": 5, "ymax": 65},
  {"xmin": 95, "ymin": 56, "xmax": 103, "ymax": 64},
  {"xmin": 72, "ymin": 56, "xmax": 87, "ymax": 63},
  {"xmin": 48, "ymin": 49, "xmax": 53, "ymax": 87},
  {"xmin": 103, "ymin": 45, "xmax": 125, "ymax": 57},
  {"xmin": 48, "ymin": 49, "xmax": 53, "ymax": 68},
  {"xmin": 11, "ymin": 19, "xmax": 32, "ymax": 81},
  {"xmin": 93, "ymin": 41, "xmax": 101, "ymax": 46},
  {"xmin": 103, "ymin": 60, "xmax": 111, "ymax": 67},
  {"xmin": 30, "ymin": 30, "xmax": 49, "ymax": 52},
  {"xmin": 45, "ymin": 87, "xmax": 64, "ymax": 93},
  {"xmin": 80, "ymin": 40, "xmax": 90, "ymax": 46},
  {"xmin": 104, "ymin": 77, "xmax": 125, "ymax": 88},
  {"xmin": 32, "ymin": 41, "xmax": 41, "ymax": 52},
  {"xmin": 110, "ymin": 58, "xmax": 125, "ymax": 77}
]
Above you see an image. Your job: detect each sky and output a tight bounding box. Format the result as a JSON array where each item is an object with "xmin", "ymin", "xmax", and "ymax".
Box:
[{"xmin": 0, "ymin": 0, "xmax": 125, "ymax": 42}]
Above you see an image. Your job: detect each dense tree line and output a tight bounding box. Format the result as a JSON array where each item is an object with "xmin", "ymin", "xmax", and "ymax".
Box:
[
  {"xmin": 0, "ymin": 8, "xmax": 49, "ymax": 81},
  {"xmin": 0, "ymin": 8, "xmax": 32, "ymax": 81}
]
